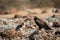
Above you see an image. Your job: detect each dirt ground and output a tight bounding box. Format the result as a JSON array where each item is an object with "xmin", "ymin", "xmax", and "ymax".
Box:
[{"xmin": 0, "ymin": 8, "xmax": 60, "ymax": 19}]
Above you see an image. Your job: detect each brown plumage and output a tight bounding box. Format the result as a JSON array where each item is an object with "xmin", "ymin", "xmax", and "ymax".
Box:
[{"xmin": 34, "ymin": 16, "xmax": 51, "ymax": 30}]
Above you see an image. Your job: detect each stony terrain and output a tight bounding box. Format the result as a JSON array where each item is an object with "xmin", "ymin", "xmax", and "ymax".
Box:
[{"xmin": 0, "ymin": 8, "xmax": 60, "ymax": 40}]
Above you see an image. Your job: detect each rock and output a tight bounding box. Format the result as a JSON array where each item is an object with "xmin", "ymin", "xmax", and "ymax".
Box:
[
  {"xmin": 20, "ymin": 19, "xmax": 38, "ymax": 37},
  {"xmin": 42, "ymin": 9, "xmax": 46, "ymax": 14},
  {"xmin": 0, "ymin": 15, "xmax": 60, "ymax": 40},
  {"xmin": 55, "ymin": 31, "xmax": 60, "ymax": 37},
  {"xmin": 53, "ymin": 22, "xmax": 60, "ymax": 28},
  {"xmin": 52, "ymin": 8, "xmax": 58, "ymax": 13},
  {"xmin": 14, "ymin": 15, "xmax": 20, "ymax": 18},
  {"xmin": 15, "ymin": 23, "xmax": 24, "ymax": 31}
]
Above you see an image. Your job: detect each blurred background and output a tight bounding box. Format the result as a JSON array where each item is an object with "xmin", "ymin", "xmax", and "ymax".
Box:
[{"xmin": 0, "ymin": 0, "xmax": 60, "ymax": 11}]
